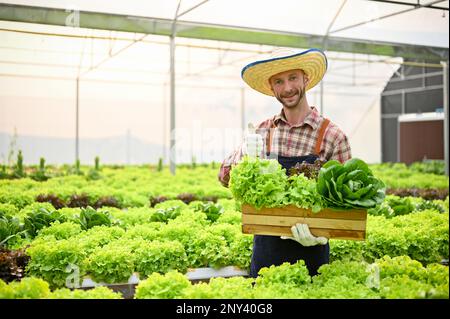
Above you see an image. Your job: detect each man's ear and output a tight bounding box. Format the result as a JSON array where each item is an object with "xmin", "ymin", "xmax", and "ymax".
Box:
[
  {"xmin": 304, "ymin": 75, "xmax": 309, "ymax": 86},
  {"xmin": 268, "ymin": 77, "xmax": 273, "ymax": 87}
]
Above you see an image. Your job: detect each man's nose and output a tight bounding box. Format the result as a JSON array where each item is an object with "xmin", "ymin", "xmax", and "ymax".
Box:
[{"xmin": 283, "ymin": 83, "xmax": 294, "ymax": 94}]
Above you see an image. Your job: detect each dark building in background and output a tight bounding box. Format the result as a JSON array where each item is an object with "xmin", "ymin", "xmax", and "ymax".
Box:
[
  {"xmin": 397, "ymin": 113, "xmax": 444, "ymax": 164},
  {"xmin": 381, "ymin": 61, "xmax": 447, "ymax": 163}
]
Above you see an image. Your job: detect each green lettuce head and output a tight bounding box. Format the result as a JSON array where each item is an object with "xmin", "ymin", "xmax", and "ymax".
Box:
[
  {"xmin": 317, "ymin": 158, "xmax": 386, "ymax": 209},
  {"xmin": 229, "ymin": 156, "xmax": 289, "ymax": 209}
]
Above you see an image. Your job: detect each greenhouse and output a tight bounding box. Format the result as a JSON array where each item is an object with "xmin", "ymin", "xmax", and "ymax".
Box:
[{"xmin": 0, "ymin": 0, "xmax": 448, "ymax": 307}]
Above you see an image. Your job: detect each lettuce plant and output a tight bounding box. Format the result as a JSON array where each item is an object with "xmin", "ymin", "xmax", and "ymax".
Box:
[
  {"xmin": 229, "ymin": 157, "xmax": 288, "ymax": 209},
  {"xmin": 134, "ymin": 240, "xmax": 188, "ymax": 278},
  {"xmin": 134, "ymin": 271, "xmax": 191, "ymax": 299},
  {"xmin": 0, "ymin": 277, "xmax": 50, "ymax": 299},
  {"xmin": 76, "ymin": 206, "xmax": 113, "ymax": 230},
  {"xmin": 317, "ymin": 158, "xmax": 386, "ymax": 209},
  {"xmin": 23, "ymin": 207, "xmax": 67, "ymax": 238},
  {"xmin": 287, "ymin": 174, "xmax": 324, "ymax": 212},
  {"xmin": 255, "ymin": 260, "xmax": 311, "ymax": 288}
]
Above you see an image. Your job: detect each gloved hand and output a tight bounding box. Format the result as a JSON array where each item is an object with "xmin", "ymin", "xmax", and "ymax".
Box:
[
  {"xmin": 242, "ymin": 123, "xmax": 264, "ymax": 158},
  {"xmin": 281, "ymin": 223, "xmax": 328, "ymax": 247}
]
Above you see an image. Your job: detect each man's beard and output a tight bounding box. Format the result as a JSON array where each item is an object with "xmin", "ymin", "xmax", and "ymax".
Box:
[{"xmin": 275, "ymin": 86, "xmax": 306, "ymax": 108}]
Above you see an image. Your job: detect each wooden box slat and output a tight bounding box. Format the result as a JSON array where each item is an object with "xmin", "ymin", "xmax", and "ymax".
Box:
[
  {"xmin": 242, "ymin": 204, "xmax": 367, "ymax": 220},
  {"xmin": 242, "ymin": 214, "xmax": 366, "ymax": 231},
  {"xmin": 241, "ymin": 204, "xmax": 367, "ymax": 241},
  {"xmin": 242, "ymin": 224, "xmax": 366, "ymax": 241}
]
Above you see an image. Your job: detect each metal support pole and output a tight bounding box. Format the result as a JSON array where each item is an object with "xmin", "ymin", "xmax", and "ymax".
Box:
[
  {"xmin": 441, "ymin": 61, "xmax": 448, "ymax": 176},
  {"xmin": 75, "ymin": 77, "xmax": 79, "ymax": 163},
  {"xmin": 241, "ymin": 87, "xmax": 245, "ymax": 140},
  {"xmin": 169, "ymin": 35, "xmax": 176, "ymax": 175},
  {"xmin": 126, "ymin": 129, "xmax": 130, "ymax": 165},
  {"xmin": 320, "ymin": 80, "xmax": 324, "ymax": 115},
  {"xmin": 163, "ymin": 83, "xmax": 167, "ymax": 165},
  {"xmin": 168, "ymin": 0, "xmax": 185, "ymax": 175},
  {"xmin": 318, "ymin": 0, "xmax": 345, "ymax": 117}
]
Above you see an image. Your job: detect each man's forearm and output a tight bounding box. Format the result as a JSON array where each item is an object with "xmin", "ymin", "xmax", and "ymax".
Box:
[
  {"xmin": 218, "ymin": 164, "xmax": 232, "ymax": 187},
  {"xmin": 217, "ymin": 145, "xmax": 244, "ymax": 187}
]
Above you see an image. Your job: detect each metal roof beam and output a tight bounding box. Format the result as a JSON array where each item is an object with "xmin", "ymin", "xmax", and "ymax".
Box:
[
  {"xmin": 0, "ymin": 3, "xmax": 448, "ymax": 62},
  {"xmin": 331, "ymin": 0, "xmax": 447, "ymax": 34},
  {"xmin": 365, "ymin": 0, "xmax": 449, "ymax": 11}
]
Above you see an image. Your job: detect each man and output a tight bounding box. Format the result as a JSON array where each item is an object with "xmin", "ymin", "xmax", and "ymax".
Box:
[{"xmin": 218, "ymin": 48, "xmax": 352, "ymax": 278}]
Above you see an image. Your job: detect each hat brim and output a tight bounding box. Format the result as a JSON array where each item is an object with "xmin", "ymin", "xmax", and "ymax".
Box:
[{"xmin": 241, "ymin": 48, "xmax": 327, "ymax": 96}]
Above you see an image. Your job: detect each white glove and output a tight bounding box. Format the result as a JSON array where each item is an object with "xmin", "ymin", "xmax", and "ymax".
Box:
[
  {"xmin": 281, "ymin": 223, "xmax": 328, "ymax": 247},
  {"xmin": 242, "ymin": 123, "xmax": 263, "ymax": 158}
]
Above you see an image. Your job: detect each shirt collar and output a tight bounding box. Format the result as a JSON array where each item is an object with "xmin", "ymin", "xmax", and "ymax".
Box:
[{"xmin": 274, "ymin": 107, "xmax": 321, "ymax": 130}]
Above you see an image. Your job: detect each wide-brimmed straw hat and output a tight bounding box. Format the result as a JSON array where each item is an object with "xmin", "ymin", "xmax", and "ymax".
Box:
[{"xmin": 241, "ymin": 48, "xmax": 328, "ymax": 96}]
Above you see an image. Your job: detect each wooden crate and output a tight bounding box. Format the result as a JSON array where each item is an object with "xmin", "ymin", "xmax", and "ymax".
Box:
[{"xmin": 241, "ymin": 204, "xmax": 367, "ymax": 241}]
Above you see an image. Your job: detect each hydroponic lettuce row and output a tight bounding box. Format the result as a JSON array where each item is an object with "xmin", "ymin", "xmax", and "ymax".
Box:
[
  {"xmin": 0, "ymin": 163, "xmax": 447, "ymax": 299},
  {"xmin": 132, "ymin": 255, "xmax": 448, "ymax": 299},
  {"xmin": 1, "ymin": 254, "xmax": 447, "ymax": 299},
  {"xmin": 229, "ymin": 156, "xmax": 385, "ymax": 210},
  {"xmin": 0, "ymin": 277, "xmax": 122, "ymax": 299}
]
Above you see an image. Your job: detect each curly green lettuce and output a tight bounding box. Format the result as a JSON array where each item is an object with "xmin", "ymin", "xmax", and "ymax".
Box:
[
  {"xmin": 229, "ymin": 156, "xmax": 289, "ymax": 209},
  {"xmin": 287, "ymin": 174, "xmax": 324, "ymax": 213}
]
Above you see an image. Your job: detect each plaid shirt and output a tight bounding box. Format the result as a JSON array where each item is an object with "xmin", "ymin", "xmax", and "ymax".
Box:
[{"xmin": 218, "ymin": 107, "xmax": 351, "ymax": 187}]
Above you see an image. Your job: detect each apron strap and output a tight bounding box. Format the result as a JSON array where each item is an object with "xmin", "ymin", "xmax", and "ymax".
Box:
[{"xmin": 314, "ymin": 118, "xmax": 330, "ymax": 156}]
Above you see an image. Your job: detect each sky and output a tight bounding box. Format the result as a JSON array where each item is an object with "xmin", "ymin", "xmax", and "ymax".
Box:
[{"xmin": 0, "ymin": 0, "xmax": 448, "ymax": 164}]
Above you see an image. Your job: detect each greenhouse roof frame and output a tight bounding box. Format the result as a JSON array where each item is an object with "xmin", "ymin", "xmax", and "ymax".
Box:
[
  {"xmin": 366, "ymin": 0, "xmax": 448, "ymax": 11},
  {"xmin": 0, "ymin": 3, "xmax": 448, "ymax": 62}
]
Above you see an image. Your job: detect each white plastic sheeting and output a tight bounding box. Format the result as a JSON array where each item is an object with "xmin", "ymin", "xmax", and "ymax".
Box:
[{"xmin": 0, "ymin": 0, "xmax": 448, "ymax": 165}]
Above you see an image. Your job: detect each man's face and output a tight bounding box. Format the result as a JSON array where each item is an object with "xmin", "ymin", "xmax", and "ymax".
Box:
[{"xmin": 269, "ymin": 69, "xmax": 309, "ymax": 108}]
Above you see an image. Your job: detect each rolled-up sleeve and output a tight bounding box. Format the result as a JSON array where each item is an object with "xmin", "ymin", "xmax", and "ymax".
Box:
[
  {"xmin": 218, "ymin": 144, "xmax": 244, "ymax": 187},
  {"xmin": 330, "ymin": 135, "xmax": 352, "ymax": 163}
]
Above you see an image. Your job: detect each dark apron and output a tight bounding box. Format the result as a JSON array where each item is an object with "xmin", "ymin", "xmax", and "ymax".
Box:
[{"xmin": 249, "ymin": 117, "xmax": 331, "ymax": 278}]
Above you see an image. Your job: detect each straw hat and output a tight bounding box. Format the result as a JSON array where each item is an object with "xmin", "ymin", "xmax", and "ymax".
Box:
[{"xmin": 241, "ymin": 48, "xmax": 328, "ymax": 96}]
